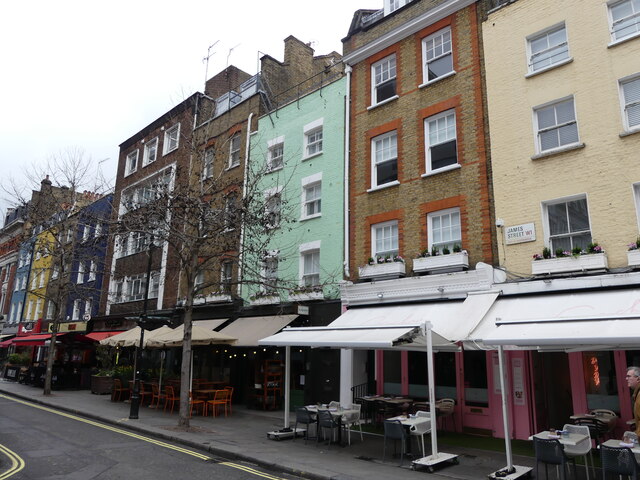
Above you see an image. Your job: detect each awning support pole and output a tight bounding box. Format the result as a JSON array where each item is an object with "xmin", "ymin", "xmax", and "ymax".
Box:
[
  {"xmin": 284, "ymin": 345, "xmax": 291, "ymax": 430},
  {"xmin": 426, "ymin": 322, "xmax": 438, "ymax": 456},
  {"xmin": 498, "ymin": 345, "xmax": 514, "ymax": 471}
]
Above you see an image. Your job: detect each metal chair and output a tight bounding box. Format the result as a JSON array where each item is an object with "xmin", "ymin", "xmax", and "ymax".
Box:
[
  {"xmin": 600, "ymin": 444, "xmax": 640, "ymax": 479},
  {"xmin": 590, "ymin": 409, "xmax": 617, "ymax": 418},
  {"xmin": 224, "ymin": 386, "xmax": 234, "ymax": 415},
  {"xmin": 383, "ymin": 419, "xmax": 408, "ymax": 466},
  {"xmin": 533, "ymin": 436, "xmax": 576, "ymax": 480},
  {"xmin": 410, "ymin": 411, "xmax": 432, "ymax": 457},
  {"xmin": 317, "ymin": 409, "xmax": 340, "ymax": 446},
  {"xmin": 207, "ymin": 389, "xmax": 230, "ymax": 417},
  {"xmin": 163, "ymin": 385, "xmax": 180, "ymax": 413},
  {"xmin": 293, "ymin": 407, "xmax": 316, "ymax": 444},
  {"xmin": 150, "ymin": 383, "xmax": 166, "ymax": 408},
  {"xmin": 111, "ymin": 378, "xmax": 129, "ymax": 402},
  {"xmin": 343, "ymin": 403, "xmax": 363, "ymax": 445},
  {"xmin": 436, "ymin": 398, "xmax": 456, "ymax": 432},
  {"xmin": 562, "ymin": 423, "xmax": 593, "ymax": 480},
  {"xmin": 188, "ymin": 391, "xmax": 205, "ymax": 417},
  {"xmin": 574, "ymin": 416, "xmax": 610, "ymax": 450}
]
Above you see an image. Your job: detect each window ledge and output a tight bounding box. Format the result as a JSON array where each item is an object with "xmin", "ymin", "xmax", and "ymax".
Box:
[
  {"xmin": 367, "ymin": 95, "xmax": 399, "ymax": 111},
  {"xmin": 525, "ymin": 58, "xmax": 573, "ymax": 78},
  {"xmin": 162, "ymin": 148, "xmax": 178, "ymax": 157},
  {"xmin": 300, "ymin": 214, "xmax": 322, "ymax": 222},
  {"xmin": 531, "ymin": 142, "xmax": 585, "ymax": 160},
  {"xmin": 620, "ymin": 128, "xmax": 640, "ymax": 138},
  {"xmin": 418, "ymin": 71, "xmax": 456, "ymax": 89},
  {"xmin": 608, "ymin": 32, "xmax": 640, "ymax": 48},
  {"xmin": 367, "ymin": 180, "xmax": 400, "ymax": 193},
  {"xmin": 225, "ymin": 163, "xmax": 240, "ymax": 172},
  {"xmin": 266, "ymin": 165, "xmax": 284, "ymax": 173},
  {"xmin": 302, "ymin": 151, "xmax": 323, "ymax": 162},
  {"xmin": 124, "ymin": 170, "xmax": 136, "ymax": 177},
  {"xmin": 421, "ymin": 163, "xmax": 461, "ymax": 178}
]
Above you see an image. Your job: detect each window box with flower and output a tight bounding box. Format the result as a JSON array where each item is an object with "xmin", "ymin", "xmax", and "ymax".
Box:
[
  {"xmin": 358, "ymin": 255, "xmax": 406, "ymax": 280},
  {"xmin": 627, "ymin": 238, "xmax": 640, "ymax": 267},
  {"xmin": 249, "ymin": 291, "xmax": 280, "ymax": 305},
  {"xmin": 531, "ymin": 243, "xmax": 607, "ymax": 275},
  {"xmin": 288, "ymin": 285, "xmax": 324, "ymax": 301},
  {"xmin": 412, "ymin": 244, "xmax": 468, "ymax": 274}
]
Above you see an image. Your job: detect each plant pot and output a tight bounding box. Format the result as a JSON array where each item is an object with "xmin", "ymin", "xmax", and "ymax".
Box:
[
  {"xmin": 91, "ymin": 375, "xmax": 114, "ymax": 395},
  {"xmin": 628, "ymin": 250, "xmax": 640, "ymax": 268},
  {"xmin": 531, "ymin": 253, "xmax": 608, "ymax": 275},
  {"xmin": 358, "ymin": 262, "xmax": 406, "ymax": 280},
  {"xmin": 250, "ymin": 295, "xmax": 280, "ymax": 305},
  {"xmin": 412, "ymin": 251, "xmax": 469, "ymax": 274},
  {"xmin": 288, "ymin": 291, "xmax": 324, "ymax": 302}
]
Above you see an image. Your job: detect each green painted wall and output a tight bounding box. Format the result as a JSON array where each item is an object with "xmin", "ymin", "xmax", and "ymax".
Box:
[{"xmin": 244, "ymin": 77, "xmax": 346, "ymax": 302}]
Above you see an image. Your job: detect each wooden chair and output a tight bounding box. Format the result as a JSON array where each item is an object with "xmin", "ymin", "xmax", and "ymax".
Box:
[
  {"xmin": 189, "ymin": 391, "xmax": 205, "ymax": 417},
  {"xmin": 224, "ymin": 386, "xmax": 234, "ymax": 415},
  {"xmin": 111, "ymin": 378, "xmax": 130, "ymax": 402},
  {"xmin": 164, "ymin": 386, "xmax": 180, "ymax": 413},
  {"xmin": 150, "ymin": 383, "xmax": 166, "ymax": 409},
  {"xmin": 207, "ymin": 389, "xmax": 230, "ymax": 417}
]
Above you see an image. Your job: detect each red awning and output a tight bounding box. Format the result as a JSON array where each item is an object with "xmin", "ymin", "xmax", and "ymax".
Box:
[
  {"xmin": 85, "ymin": 331, "xmax": 124, "ymax": 342},
  {"xmin": 13, "ymin": 333, "xmax": 69, "ymax": 346},
  {"xmin": 0, "ymin": 338, "xmax": 14, "ymax": 348}
]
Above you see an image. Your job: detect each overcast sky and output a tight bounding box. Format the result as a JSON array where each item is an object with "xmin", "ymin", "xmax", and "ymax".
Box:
[{"xmin": 0, "ymin": 0, "xmax": 375, "ymax": 217}]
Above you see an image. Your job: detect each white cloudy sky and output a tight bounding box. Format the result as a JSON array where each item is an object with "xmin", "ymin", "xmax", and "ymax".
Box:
[{"xmin": 0, "ymin": 0, "xmax": 375, "ymax": 216}]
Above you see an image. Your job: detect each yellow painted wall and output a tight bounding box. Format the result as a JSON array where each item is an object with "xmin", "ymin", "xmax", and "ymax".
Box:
[
  {"xmin": 483, "ymin": 0, "xmax": 640, "ymax": 275},
  {"xmin": 25, "ymin": 231, "xmax": 54, "ymax": 321}
]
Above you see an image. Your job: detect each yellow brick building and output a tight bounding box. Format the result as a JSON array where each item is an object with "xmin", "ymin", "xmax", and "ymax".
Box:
[
  {"xmin": 484, "ymin": 0, "xmax": 640, "ymax": 275},
  {"xmin": 24, "ymin": 230, "xmax": 54, "ymax": 322}
]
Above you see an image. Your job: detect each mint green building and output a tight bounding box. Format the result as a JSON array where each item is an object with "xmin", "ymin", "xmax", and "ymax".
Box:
[{"xmin": 244, "ymin": 76, "xmax": 346, "ymax": 305}]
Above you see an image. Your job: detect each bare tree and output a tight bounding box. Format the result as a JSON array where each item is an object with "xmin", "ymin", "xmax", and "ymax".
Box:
[{"xmin": 1, "ymin": 147, "xmax": 113, "ymax": 395}]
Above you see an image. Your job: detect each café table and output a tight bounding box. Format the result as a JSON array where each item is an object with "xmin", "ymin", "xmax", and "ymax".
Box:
[
  {"xmin": 387, "ymin": 414, "xmax": 431, "ymax": 456},
  {"xmin": 529, "ymin": 430, "xmax": 590, "ymax": 446},
  {"xmin": 306, "ymin": 405, "xmax": 359, "ymax": 446},
  {"xmin": 195, "ymin": 388, "xmax": 225, "ymax": 400},
  {"xmin": 601, "ymin": 438, "xmax": 640, "ymax": 457}
]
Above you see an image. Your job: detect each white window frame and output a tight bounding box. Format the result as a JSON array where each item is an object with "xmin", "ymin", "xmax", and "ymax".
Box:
[
  {"xmin": 533, "ymin": 96, "xmax": 580, "ymax": 154},
  {"xmin": 127, "ymin": 274, "xmax": 146, "ymax": 302},
  {"xmin": 384, "ymin": 0, "xmax": 412, "ymax": 14},
  {"xmin": 113, "ymin": 279, "xmax": 124, "ymax": 304},
  {"xmin": 82, "ymin": 223, "xmax": 90, "ymax": 242},
  {"xmin": 125, "ymin": 150, "xmax": 139, "ymax": 176},
  {"xmin": 228, "ymin": 133, "xmax": 241, "ymax": 168},
  {"xmin": 221, "ymin": 261, "xmax": 233, "ymax": 293},
  {"xmin": 203, "ymin": 147, "xmax": 214, "ymax": 179},
  {"xmin": 94, "ymin": 222, "xmax": 102, "ymax": 238},
  {"xmin": 51, "ymin": 265, "xmax": 59, "ymax": 280},
  {"xmin": 84, "ymin": 298, "xmax": 93, "ymax": 319},
  {"xmin": 427, "ymin": 208, "xmax": 461, "ymax": 254},
  {"xmin": 371, "ymin": 55, "xmax": 397, "ymax": 106},
  {"xmin": 542, "ymin": 194, "xmax": 592, "ymax": 253},
  {"xmin": 88, "ymin": 261, "xmax": 96, "ymax": 282},
  {"xmin": 633, "ymin": 183, "xmax": 640, "ymax": 231},
  {"xmin": 608, "ymin": 0, "xmax": 640, "ymax": 43},
  {"xmin": 26, "ymin": 300, "xmax": 33, "ymax": 321},
  {"xmin": 299, "ymin": 240, "xmax": 321, "ymax": 287},
  {"xmin": 163, "ymin": 124, "xmax": 180, "ymax": 155},
  {"xmin": 371, "ymin": 130, "xmax": 398, "ymax": 188},
  {"xmin": 301, "ymin": 173, "xmax": 322, "ymax": 220},
  {"xmin": 143, "ymin": 137, "xmax": 158, "ymax": 166},
  {"xmin": 149, "ymin": 272, "xmax": 160, "ymax": 299},
  {"xmin": 371, "ymin": 220, "xmax": 399, "ymax": 259},
  {"xmin": 620, "ymin": 74, "xmax": 640, "ymax": 132},
  {"xmin": 264, "ymin": 187, "xmax": 283, "ymax": 229},
  {"xmin": 46, "ymin": 300, "xmax": 55, "ymax": 320},
  {"xmin": 35, "ymin": 299, "xmax": 42, "ymax": 320},
  {"xmin": 303, "ymin": 119, "xmax": 323, "ymax": 159},
  {"xmin": 267, "ymin": 136, "xmax": 285, "ymax": 171},
  {"xmin": 261, "ymin": 253, "xmax": 279, "ymax": 294},
  {"xmin": 224, "ymin": 193, "xmax": 238, "ymax": 231},
  {"xmin": 421, "ymin": 26, "xmax": 454, "ymax": 85},
  {"xmin": 77, "ymin": 262, "xmax": 85, "ymax": 284},
  {"xmin": 526, "ymin": 23, "xmax": 571, "ymax": 75},
  {"xmin": 424, "ymin": 109, "xmax": 458, "ymax": 174},
  {"xmin": 72, "ymin": 299, "xmax": 81, "ymax": 321}
]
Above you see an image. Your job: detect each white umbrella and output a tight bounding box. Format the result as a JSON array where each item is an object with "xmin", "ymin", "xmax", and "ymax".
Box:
[{"xmin": 99, "ymin": 325, "xmax": 174, "ymax": 348}]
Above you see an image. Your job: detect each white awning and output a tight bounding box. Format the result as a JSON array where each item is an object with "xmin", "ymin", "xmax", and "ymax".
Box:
[
  {"xmin": 259, "ymin": 292, "xmax": 498, "ymax": 351},
  {"xmin": 193, "ymin": 319, "xmax": 228, "ymax": 330},
  {"xmin": 218, "ymin": 315, "xmax": 298, "ymax": 347},
  {"xmin": 475, "ymin": 288, "xmax": 640, "ymax": 351}
]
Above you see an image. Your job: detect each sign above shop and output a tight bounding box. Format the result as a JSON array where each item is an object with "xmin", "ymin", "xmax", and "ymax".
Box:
[{"xmin": 505, "ymin": 223, "xmax": 536, "ymax": 245}]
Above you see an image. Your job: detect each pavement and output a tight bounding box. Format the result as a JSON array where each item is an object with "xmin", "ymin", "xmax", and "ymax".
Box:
[{"xmin": 0, "ymin": 379, "xmax": 541, "ymax": 480}]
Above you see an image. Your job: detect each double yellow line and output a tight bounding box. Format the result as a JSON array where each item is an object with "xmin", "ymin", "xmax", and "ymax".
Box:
[
  {"xmin": 0, "ymin": 394, "xmax": 287, "ymax": 479},
  {"xmin": 0, "ymin": 442, "xmax": 24, "ymax": 480}
]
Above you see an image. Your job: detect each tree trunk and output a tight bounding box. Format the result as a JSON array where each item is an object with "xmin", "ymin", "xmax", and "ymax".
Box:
[
  {"xmin": 177, "ymin": 303, "xmax": 193, "ymax": 427},
  {"xmin": 43, "ymin": 320, "xmax": 59, "ymax": 396}
]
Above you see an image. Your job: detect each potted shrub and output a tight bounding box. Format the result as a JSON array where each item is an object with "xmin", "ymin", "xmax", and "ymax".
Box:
[
  {"xmin": 3, "ymin": 353, "xmax": 30, "ymax": 382},
  {"xmin": 90, "ymin": 345, "xmax": 115, "ymax": 394},
  {"xmin": 359, "ymin": 254, "xmax": 406, "ymax": 279},
  {"xmin": 532, "ymin": 242, "xmax": 607, "ymax": 275},
  {"xmin": 413, "ymin": 246, "xmax": 469, "ymax": 274},
  {"xmin": 628, "ymin": 237, "xmax": 640, "ymax": 267}
]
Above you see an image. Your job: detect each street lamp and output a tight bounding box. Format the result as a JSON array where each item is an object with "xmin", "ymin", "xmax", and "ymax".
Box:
[{"xmin": 129, "ymin": 239, "xmax": 156, "ymax": 420}]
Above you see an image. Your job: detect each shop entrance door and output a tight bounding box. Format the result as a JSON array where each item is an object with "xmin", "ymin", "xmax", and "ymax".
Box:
[{"xmin": 532, "ymin": 352, "xmax": 573, "ymax": 431}]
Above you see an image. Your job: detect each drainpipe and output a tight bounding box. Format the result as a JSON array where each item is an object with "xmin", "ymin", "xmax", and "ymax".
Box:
[
  {"xmin": 237, "ymin": 112, "xmax": 254, "ymax": 299},
  {"xmin": 343, "ymin": 65, "xmax": 352, "ymax": 279}
]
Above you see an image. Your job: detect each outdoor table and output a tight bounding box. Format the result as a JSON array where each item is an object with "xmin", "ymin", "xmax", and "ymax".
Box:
[
  {"xmin": 306, "ymin": 405, "xmax": 359, "ymax": 446},
  {"xmin": 195, "ymin": 388, "xmax": 224, "ymax": 400},
  {"xmin": 529, "ymin": 430, "xmax": 590, "ymax": 446},
  {"xmin": 601, "ymin": 438, "xmax": 640, "ymax": 459},
  {"xmin": 387, "ymin": 414, "xmax": 430, "ymax": 456}
]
